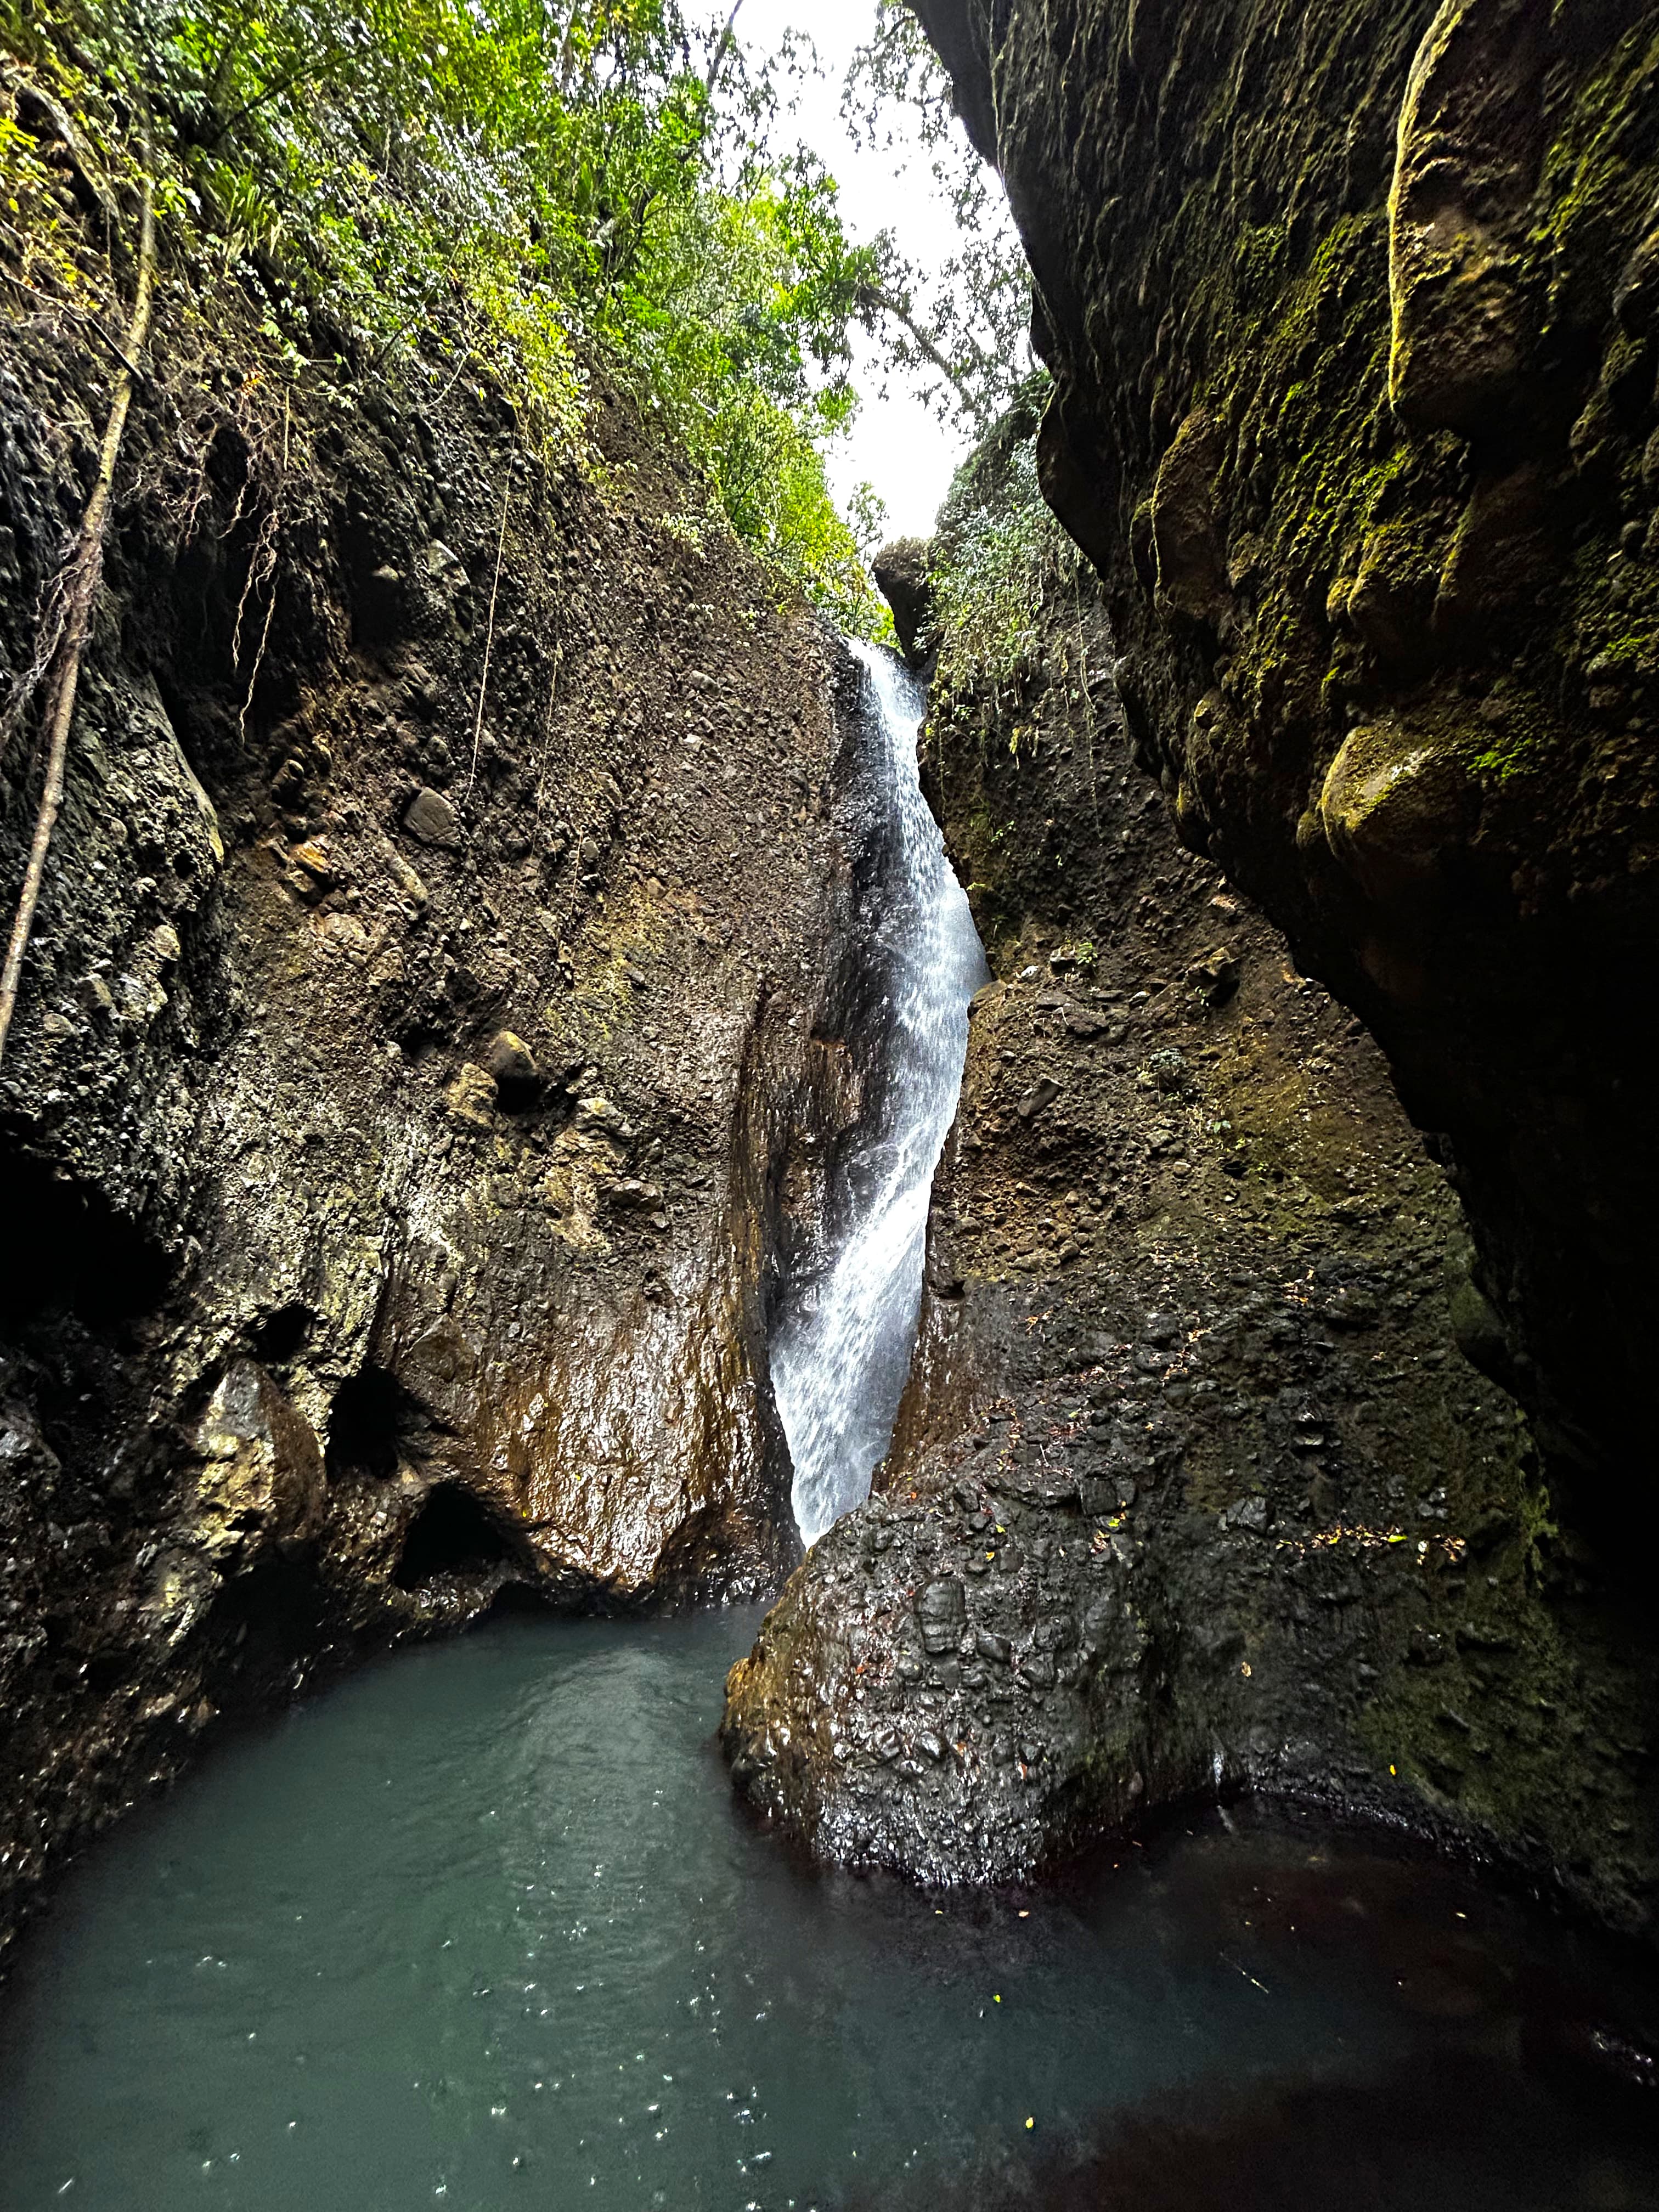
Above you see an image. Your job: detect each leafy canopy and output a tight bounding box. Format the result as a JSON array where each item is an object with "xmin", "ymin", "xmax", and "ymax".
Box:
[
  {"xmin": 844, "ymin": 0, "xmax": 1034, "ymax": 438},
  {"xmin": 1, "ymin": 0, "xmax": 891, "ymax": 628}
]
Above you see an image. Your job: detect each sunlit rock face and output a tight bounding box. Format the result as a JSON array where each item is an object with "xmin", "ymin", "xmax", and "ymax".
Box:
[
  {"xmin": 0, "ymin": 297, "xmax": 871, "ymax": 1946},
  {"xmin": 907, "ymin": 0, "xmax": 1659, "ymax": 1516}
]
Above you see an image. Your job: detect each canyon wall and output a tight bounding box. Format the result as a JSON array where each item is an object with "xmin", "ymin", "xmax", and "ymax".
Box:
[
  {"xmin": 0, "ymin": 273, "xmax": 861, "ymax": 1949},
  {"xmin": 904, "ymin": 0, "xmax": 1659, "ymax": 1518},
  {"xmin": 723, "ymin": 403, "xmax": 1659, "ymax": 1937}
]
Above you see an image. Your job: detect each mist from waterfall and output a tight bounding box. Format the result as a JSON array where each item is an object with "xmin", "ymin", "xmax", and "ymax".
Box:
[{"xmin": 772, "ymin": 641, "xmax": 989, "ymax": 1547}]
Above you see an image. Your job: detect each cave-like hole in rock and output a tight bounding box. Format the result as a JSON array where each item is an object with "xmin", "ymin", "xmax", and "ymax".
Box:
[
  {"xmin": 249, "ymin": 1301, "xmax": 313, "ymax": 1364},
  {"xmin": 325, "ymin": 1364, "xmax": 427, "ymax": 1482},
  {"xmin": 394, "ymin": 1483, "xmax": 532, "ymax": 1591},
  {"xmin": 394, "ymin": 1024, "xmax": 444, "ymax": 1066},
  {"xmin": 482, "ymin": 1579, "xmax": 561, "ymax": 1623},
  {"xmin": 208, "ymin": 1555, "xmax": 327, "ymax": 1694},
  {"xmin": 0, "ymin": 1155, "xmax": 174, "ymax": 1331}
]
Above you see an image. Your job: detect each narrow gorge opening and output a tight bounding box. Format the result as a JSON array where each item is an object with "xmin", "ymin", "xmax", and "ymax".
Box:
[
  {"xmin": 5, "ymin": 2, "xmax": 1659, "ymax": 2207},
  {"xmin": 771, "ymin": 642, "xmax": 989, "ymax": 1544}
]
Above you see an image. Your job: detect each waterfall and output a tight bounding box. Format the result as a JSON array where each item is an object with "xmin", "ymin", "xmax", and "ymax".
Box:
[{"xmin": 772, "ymin": 640, "xmax": 989, "ymax": 1546}]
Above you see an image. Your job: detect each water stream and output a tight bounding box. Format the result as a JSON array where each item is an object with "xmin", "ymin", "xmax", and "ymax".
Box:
[
  {"xmin": 2, "ymin": 1609, "xmax": 1655, "ymax": 2210},
  {"xmin": 771, "ymin": 642, "xmax": 988, "ymax": 1544}
]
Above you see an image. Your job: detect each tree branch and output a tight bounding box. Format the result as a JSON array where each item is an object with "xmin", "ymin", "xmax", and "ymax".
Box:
[
  {"xmin": 858, "ymin": 280, "xmax": 977, "ymax": 413},
  {"xmin": 704, "ymin": 0, "xmax": 745, "ymax": 98}
]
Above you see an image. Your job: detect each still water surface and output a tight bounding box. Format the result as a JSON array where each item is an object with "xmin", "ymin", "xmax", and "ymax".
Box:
[{"xmin": 2, "ymin": 1609, "xmax": 1656, "ymax": 2210}]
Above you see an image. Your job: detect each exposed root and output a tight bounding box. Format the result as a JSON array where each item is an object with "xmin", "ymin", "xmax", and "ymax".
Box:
[
  {"xmin": 0, "ymin": 565, "xmax": 71, "ymax": 768},
  {"xmin": 465, "ymin": 475, "xmax": 513, "ymax": 801},
  {"xmin": 234, "ymin": 501, "xmax": 282, "ymax": 741},
  {"xmin": 0, "ymin": 150, "xmax": 157, "ymax": 1074}
]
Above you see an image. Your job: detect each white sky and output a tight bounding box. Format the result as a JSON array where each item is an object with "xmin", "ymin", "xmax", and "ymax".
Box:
[{"xmin": 735, "ymin": 0, "xmax": 980, "ymax": 543}]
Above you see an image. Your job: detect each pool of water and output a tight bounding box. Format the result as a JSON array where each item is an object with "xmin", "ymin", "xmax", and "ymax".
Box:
[{"xmin": 2, "ymin": 1609, "xmax": 1656, "ymax": 2211}]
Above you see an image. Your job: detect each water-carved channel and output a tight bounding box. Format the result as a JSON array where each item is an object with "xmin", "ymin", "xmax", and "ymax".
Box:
[
  {"xmin": 3, "ymin": 1610, "xmax": 1658, "ymax": 2209},
  {"xmin": 772, "ymin": 641, "xmax": 988, "ymax": 1544},
  {"xmin": 3, "ymin": 656, "xmax": 1657, "ymax": 2212}
]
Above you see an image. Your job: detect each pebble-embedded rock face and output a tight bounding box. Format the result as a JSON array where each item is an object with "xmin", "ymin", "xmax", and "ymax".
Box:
[
  {"xmin": 904, "ymin": 0, "xmax": 1659, "ymax": 1525},
  {"xmin": 723, "ymin": 414, "xmax": 1659, "ymax": 1939},
  {"xmin": 0, "ymin": 268, "xmax": 867, "ymax": 1950}
]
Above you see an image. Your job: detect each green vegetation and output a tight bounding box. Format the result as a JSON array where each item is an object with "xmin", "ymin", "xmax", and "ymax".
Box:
[
  {"xmin": 844, "ymin": 0, "xmax": 1033, "ymax": 436},
  {"xmin": 0, "ymin": 0, "xmax": 894, "ymax": 627},
  {"xmin": 912, "ymin": 389, "xmax": 1111, "ymax": 953},
  {"xmin": 926, "ymin": 376, "xmax": 1087, "ymax": 734}
]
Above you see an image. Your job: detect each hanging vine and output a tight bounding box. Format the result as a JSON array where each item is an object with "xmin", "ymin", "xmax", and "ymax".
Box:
[{"xmin": 0, "ymin": 120, "xmax": 157, "ymax": 1072}]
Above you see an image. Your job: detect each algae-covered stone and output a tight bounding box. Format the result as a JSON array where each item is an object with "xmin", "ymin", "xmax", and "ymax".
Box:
[
  {"xmin": 1386, "ymin": 0, "xmax": 1547, "ymax": 436},
  {"xmin": 872, "ymin": 537, "xmax": 936, "ymax": 662},
  {"xmin": 606, "ymin": 1178, "xmax": 663, "ymax": 1210},
  {"xmin": 1432, "ymin": 462, "xmax": 1557, "ymax": 642},
  {"xmin": 193, "ymin": 1361, "xmax": 326, "ymax": 1565},
  {"xmin": 1346, "ymin": 522, "xmax": 1438, "ymax": 669},
  {"xmin": 1318, "ymin": 720, "xmax": 1469, "ymax": 911},
  {"xmin": 1151, "ymin": 409, "xmax": 1229, "ymax": 627},
  {"xmin": 482, "ymin": 1030, "xmax": 539, "ymax": 1088},
  {"xmin": 445, "ymin": 1062, "xmax": 498, "ymax": 1127}
]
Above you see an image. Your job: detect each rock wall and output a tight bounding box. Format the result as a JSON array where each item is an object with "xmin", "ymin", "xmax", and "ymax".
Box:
[
  {"xmin": 0, "ymin": 263, "xmax": 859, "ymax": 1948},
  {"xmin": 904, "ymin": 0, "xmax": 1659, "ymax": 1519},
  {"xmin": 723, "ymin": 412, "xmax": 1659, "ymax": 1937}
]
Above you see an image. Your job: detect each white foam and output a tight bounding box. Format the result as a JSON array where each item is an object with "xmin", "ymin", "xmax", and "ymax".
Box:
[{"xmin": 772, "ymin": 642, "xmax": 988, "ymax": 1545}]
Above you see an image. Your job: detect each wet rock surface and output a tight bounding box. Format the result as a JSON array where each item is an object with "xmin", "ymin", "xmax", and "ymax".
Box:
[
  {"xmin": 906, "ymin": 0, "xmax": 1659, "ymax": 1529},
  {"xmin": 0, "ymin": 276, "xmax": 862, "ymax": 1946},
  {"xmin": 723, "ymin": 419, "xmax": 1659, "ymax": 1932}
]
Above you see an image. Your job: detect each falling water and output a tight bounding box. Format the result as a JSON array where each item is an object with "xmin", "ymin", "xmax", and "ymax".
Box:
[{"xmin": 772, "ymin": 641, "xmax": 989, "ymax": 1545}]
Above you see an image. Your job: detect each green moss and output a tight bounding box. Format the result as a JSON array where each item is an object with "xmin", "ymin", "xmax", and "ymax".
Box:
[
  {"xmin": 1186, "ymin": 204, "xmax": 1446, "ymax": 771},
  {"xmin": 1467, "ymin": 734, "xmax": 1542, "ymax": 784},
  {"xmin": 1519, "ymin": 1477, "xmax": 1560, "ymax": 1590},
  {"xmin": 1466, "ymin": 701, "xmax": 1548, "ymax": 787},
  {"xmin": 1532, "ymin": 21, "xmax": 1659, "ymax": 325},
  {"xmin": 1595, "ymin": 633, "xmax": 1656, "ymax": 674},
  {"xmin": 1232, "ymin": 220, "xmax": 1290, "ymax": 316}
]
